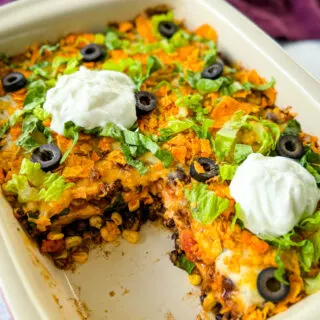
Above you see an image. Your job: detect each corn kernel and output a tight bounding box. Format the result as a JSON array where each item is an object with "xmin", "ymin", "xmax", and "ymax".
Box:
[
  {"xmin": 111, "ymin": 212, "xmax": 122, "ymax": 226},
  {"xmin": 89, "ymin": 216, "xmax": 103, "ymax": 229},
  {"xmin": 65, "ymin": 236, "xmax": 82, "ymax": 250},
  {"xmin": 72, "ymin": 252, "xmax": 88, "ymax": 264},
  {"xmin": 100, "ymin": 221, "xmax": 120, "ymax": 242},
  {"xmin": 53, "ymin": 250, "xmax": 68, "ymax": 260},
  {"xmin": 202, "ymin": 292, "xmax": 216, "ymax": 311},
  {"xmin": 122, "ymin": 230, "xmax": 139, "ymax": 244},
  {"xmin": 188, "ymin": 274, "xmax": 202, "ymax": 286},
  {"xmin": 47, "ymin": 231, "xmax": 64, "ymax": 241},
  {"xmin": 128, "ymin": 199, "xmax": 140, "ymax": 212}
]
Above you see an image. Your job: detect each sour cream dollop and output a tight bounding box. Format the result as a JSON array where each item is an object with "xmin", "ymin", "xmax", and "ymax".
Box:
[
  {"xmin": 43, "ymin": 67, "xmax": 137, "ymax": 135},
  {"xmin": 230, "ymin": 153, "xmax": 320, "ymax": 237}
]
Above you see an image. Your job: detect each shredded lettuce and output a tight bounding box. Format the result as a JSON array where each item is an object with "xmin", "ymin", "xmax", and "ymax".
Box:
[
  {"xmin": 220, "ymin": 77, "xmax": 276, "ymax": 96},
  {"xmin": 300, "ymin": 210, "xmax": 320, "ymax": 231},
  {"xmin": 5, "ymin": 159, "xmax": 73, "ymax": 203},
  {"xmin": 39, "ymin": 43, "xmax": 60, "ymax": 56},
  {"xmin": 214, "ymin": 111, "xmax": 248, "ymax": 161},
  {"xmin": 282, "ymin": 119, "xmax": 301, "ymax": 136},
  {"xmin": 151, "ymin": 11, "xmax": 174, "ymax": 38},
  {"xmin": 220, "ymin": 164, "xmax": 238, "ymax": 181},
  {"xmin": 274, "ymin": 248, "xmax": 288, "ymax": 284},
  {"xmin": 184, "ymin": 183, "xmax": 229, "ymax": 225},
  {"xmin": 203, "ymin": 45, "xmax": 217, "ymax": 67},
  {"xmin": 196, "ymin": 77, "xmax": 231, "ymax": 94},
  {"xmin": 125, "ymin": 56, "xmax": 162, "ymax": 89},
  {"xmin": 59, "ymin": 121, "xmax": 79, "ymax": 164},
  {"xmin": 214, "ymin": 113, "xmax": 280, "ymax": 162},
  {"xmin": 300, "ymin": 149, "xmax": 320, "ymax": 185},
  {"xmin": 100, "ymin": 122, "xmax": 173, "ymax": 174},
  {"xmin": 159, "ymin": 119, "xmax": 195, "ymax": 141},
  {"xmin": 264, "ymin": 230, "xmax": 319, "ymax": 275},
  {"xmin": 176, "ymin": 254, "xmax": 195, "ymax": 274},
  {"xmin": 105, "ymin": 27, "xmax": 129, "ymax": 50},
  {"xmin": 305, "ymin": 273, "xmax": 320, "ymax": 295},
  {"xmin": 17, "ymin": 114, "xmax": 52, "ymax": 153},
  {"xmin": 51, "ymin": 55, "xmax": 80, "ymax": 76},
  {"xmin": 234, "ymin": 144, "xmax": 253, "ymax": 164}
]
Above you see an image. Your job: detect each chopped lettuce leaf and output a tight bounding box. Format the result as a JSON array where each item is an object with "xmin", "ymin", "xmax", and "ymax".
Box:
[
  {"xmin": 242, "ymin": 77, "xmax": 275, "ymax": 91},
  {"xmin": 231, "ymin": 202, "xmax": 245, "ymax": 230},
  {"xmin": 184, "ymin": 183, "xmax": 229, "ymax": 225},
  {"xmin": 100, "ymin": 122, "xmax": 172, "ymax": 172},
  {"xmin": 274, "ymin": 248, "xmax": 289, "ymax": 284},
  {"xmin": 60, "ymin": 121, "xmax": 79, "ymax": 164},
  {"xmin": 151, "ymin": 11, "xmax": 174, "ymax": 38},
  {"xmin": 264, "ymin": 230, "xmax": 317, "ymax": 273},
  {"xmin": 214, "ymin": 113, "xmax": 280, "ymax": 162},
  {"xmin": 64, "ymin": 57, "xmax": 79, "ymax": 75},
  {"xmin": 192, "ymin": 118, "xmax": 213, "ymax": 139},
  {"xmin": 176, "ymin": 94, "xmax": 203, "ymax": 111},
  {"xmin": 94, "ymin": 33, "xmax": 106, "ymax": 45},
  {"xmin": 310, "ymin": 230, "xmax": 320, "ymax": 263},
  {"xmin": 184, "ymin": 70, "xmax": 201, "ymax": 88},
  {"xmin": 220, "ymin": 164, "xmax": 238, "ymax": 181},
  {"xmin": 305, "ymin": 273, "xmax": 320, "ymax": 295},
  {"xmin": 19, "ymin": 158, "xmax": 46, "ymax": 187},
  {"xmin": 300, "ymin": 210, "xmax": 320, "ymax": 231},
  {"xmin": 4, "ymin": 159, "xmax": 73, "ymax": 203},
  {"xmin": 154, "ymin": 149, "xmax": 173, "ymax": 168},
  {"xmin": 105, "ymin": 29, "xmax": 122, "ymax": 50},
  {"xmin": 24, "ymin": 79, "xmax": 47, "ymax": 109},
  {"xmin": 176, "ymin": 254, "xmax": 195, "ymax": 274},
  {"xmin": 5, "ymin": 174, "xmax": 38, "ymax": 203},
  {"xmin": 39, "ymin": 43, "xmax": 60, "ymax": 56},
  {"xmin": 17, "ymin": 114, "xmax": 52, "ymax": 153},
  {"xmin": 234, "ymin": 144, "xmax": 253, "ymax": 164},
  {"xmin": 196, "ymin": 77, "xmax": 231, "ymax": 94},
  {"xmin": 159, "ymin": 119, "xmax": 195, "ymax": 141},
  {"xmin": 38, "ymin": 174, "xmax": 74, "ymax": 202},
  {"xmin": 282, "ymin": 119, "xmax": 301, "ymax": 136},
  {"xmin": 214, "ymin": 111, "xmax": 248, "ymax": 161},
  {"xmin": 120, "ymin": 142, "xmax": 148, "ymax": 175},
  {"xmin": 0, "ymin": 121, "xmax": 10, "ymax": 138},
  {"xmin": 203, "ymin": 46, "xmax": 217, "ymax": 67},
  {"xmin": 300, "ymin": 240, "xmax": 315, "ymax": 272},
  {"xmin": 169, "ymin": 30, "xmax": 190, "ymax": 49}
]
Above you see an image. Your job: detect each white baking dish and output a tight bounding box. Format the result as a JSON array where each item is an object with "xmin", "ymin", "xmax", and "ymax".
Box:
[{"xmin": 0, "ymin": 0, "xmax": 320, "ymax": 319}]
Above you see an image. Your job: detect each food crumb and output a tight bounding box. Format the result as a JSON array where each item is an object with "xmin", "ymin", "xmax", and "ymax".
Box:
[
  {"xmin": 109, "ymin": 291, "xmax": 115, "ymax": 297},
  {"xmin": 122, "ymin": 288, "xmax": 130, "ymax": 295},
  {"xmin": 165, "ymin": 311, "xmax": 175, "ymax": 320}
]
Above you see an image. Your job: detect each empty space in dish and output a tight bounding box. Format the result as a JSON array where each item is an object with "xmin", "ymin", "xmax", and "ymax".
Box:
[{"xmin": 0, "ymin": 0, "xmax": 320, "ymax": 319}]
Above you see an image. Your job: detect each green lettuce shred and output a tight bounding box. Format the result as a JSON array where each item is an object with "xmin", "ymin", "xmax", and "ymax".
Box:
[
  {"xmin": 184, "ymin": 182, "xmax": 229, "ymax": 225},
  {"xmin": 5, "ymin": 159, "xmax": 73, "ymax": 203}
]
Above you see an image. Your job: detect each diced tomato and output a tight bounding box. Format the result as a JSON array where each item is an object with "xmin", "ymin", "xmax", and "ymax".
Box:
[{"xmin": 180, "ymin": 230, "xmax": 198, "ymax": 262}]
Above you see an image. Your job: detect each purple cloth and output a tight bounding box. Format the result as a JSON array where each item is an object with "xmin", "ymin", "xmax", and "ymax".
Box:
[
  {"xmin": 228, "ymin": 0, "xmax": 320, "ymax": 40},
  {"xmin": 0, "ymin": 0, "xmax": 12, "ymax": 5}
]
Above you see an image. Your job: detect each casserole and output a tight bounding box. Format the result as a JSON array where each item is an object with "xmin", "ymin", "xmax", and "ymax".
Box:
[{"xmin": 0, "ymin": 0, "xmax": 320, "ymax": 319}]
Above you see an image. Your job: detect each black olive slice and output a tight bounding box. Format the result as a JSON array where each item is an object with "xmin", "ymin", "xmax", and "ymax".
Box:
[
  {"xmin": 135, "ymin": 91, "xmax": 157, "ymax": 115},
  {"xmin": 31, "ymin": 143, "xmax": 62, "ymax": 172},
  {"xmin": 276, "ymin": 135, "xmax": 304, "ymax": 159},
  {"xmin": 190, "ymin": 158, "xmax": 219, "ymax": 182},
  {"xmin": 2, "ymin": 72, "xmax": 27, "ymax": 92},
  {"xmin": 158, "ymin": 21, "xmax": 178, "ymax": 38},
  {"xmin": 201, "ymin": 62, "xmax": 224, "ymax": 80},
  {"xmin": 80, "ymin": 43, "xmax": 105, "ymax": 62},
  {"xmin": 257, "ymin": 267, "xmax": 290, "ymax": 302}
]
